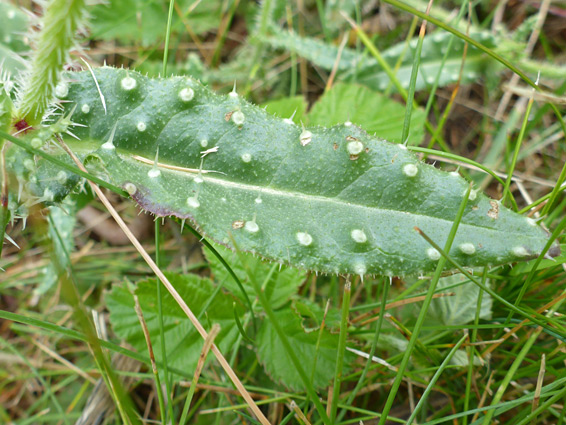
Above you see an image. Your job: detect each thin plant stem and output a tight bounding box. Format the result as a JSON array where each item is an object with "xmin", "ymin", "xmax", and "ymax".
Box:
[
  {"xmin": 463, "ymin": 267, "xmax": 487, "ymax": 425},
  {"xmin": 179, "ymin": 324, "xmax": 221, "ymax": 425},
  {"xmin": 329, "ymin": 281, "xmax": 351, "ymax": 422},
  {"xmin": 337, "ymin": 279, "xmax": 390, "ymax": 422},
  {"xmin": 133, "ymin": 294, "xmax": 166, "ymax": 425},
  {"xmin": 501, "ymin": 95, "xmax": 535, "ymax": 206},
  {"xmin": 401, "ymin": 0, "xmax": 433, "ymax": 144},
  {"xmin": 406, "ymin": 333, "xmax": 468, "ymax": 424}
]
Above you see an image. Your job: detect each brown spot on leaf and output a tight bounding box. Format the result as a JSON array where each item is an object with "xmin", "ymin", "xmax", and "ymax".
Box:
[
  {"xmin": 232, "ymin": 220, "xmax": 245, "ymax": 229},
  {"xmin": 349, "ymin": 154, "xmax": 359, "ymax": 161},
  {"xmin": 346, "ymin": 135, "xmax": 358, "ymax": 141},
  {"xmin": 487, "ymin": 200, "xmax": 499, "ymax": 219},
  {"xmin": 333, "ymin": 143, "xmax": 338, "ymax": 150},
  {"xmin": 224, "ymin": 111, "xmax": 233, "ymax": 121}
]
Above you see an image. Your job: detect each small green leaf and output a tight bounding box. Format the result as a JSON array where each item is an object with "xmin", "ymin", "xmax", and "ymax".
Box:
[
  {"xmin": 307, "ymin": 82, "xmax": 426, "ymax": 145},
  {"xmin": 106, "ymin": 273, "xmax": 242, "ymax": 375},
  {"xmin": 203, "ymin": 243, "xmax": 306, "ymax": 310},
  {"xmin": 256, "ymin": 307, "xmax": 347, "ymax": 390},
  {"xmin": 261, "ymin": 96, "xmax": 307, "ymax": 124},
  {"xmin": 427, "ymin": 274, "xmax": 492, "ymax": 326}
]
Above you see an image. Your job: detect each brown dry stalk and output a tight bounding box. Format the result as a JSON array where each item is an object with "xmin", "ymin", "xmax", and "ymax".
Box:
[
  {"xmin": 57, "ymin": 138, "xmax": 271, "ymax": 425},
  {"xmin": 353, "ymin": 292, "xmax": 455, "ymax": 326},
  {"xmin": 290, "ymin": 400, "xmax": 312, "ymax": 425},
  {"xmin": 191, "ymin": 323, "xmax": 221, "ymax": 393}
]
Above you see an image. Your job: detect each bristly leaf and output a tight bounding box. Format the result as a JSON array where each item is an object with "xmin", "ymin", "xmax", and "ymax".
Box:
[{"xmin": 35, "ymin": 67, "xmax": 559, "ymax": 277}]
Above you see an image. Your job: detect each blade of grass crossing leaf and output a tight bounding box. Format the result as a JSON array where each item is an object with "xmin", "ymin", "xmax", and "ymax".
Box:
[
  {"xmin": 133, "ymin": 293, "xmax": 166, "ymax": 425},
  {"xmin": 157, "ymin": 3, "xmax": 176, "ymax": 419},
  {"xmin": 377, "ymin": 184, "xmax": 472, "ymax": 425},
  {"xmin": 179, "ymin": 324, "xmax": 221, "ymax": 425},
  {"xmin": 0, "ymin": 130, "xmax": 127, "ymax": 196},
  {"xmin": 182, "ymin": 224, "xmax": 257, "ymax": 332},
  {"xmin": 401, "ymin": 0, "xmax": 432, "ymax": 144},
  {"xmin": 416, "ymin": 229, "xmax": 566, "ymax": 339},
  {"xmin": 337, "ymin": 278, "xmax": 390, "ymax": 422},
  {"xmin": 502, "ymin": 95, "xmax": 535, "ymax": 207},
  {"xmin": 463, "ymin": 267, "xmax": 488, "ymax": 425},
  {"xmin": 406, "ymin": 333, "xmax": 468, "ymax": 424},
  {"xmin": 422, "ymin": 1, "xmax": 468, "ymax": 121},
  {"xmin": 229, "ymin": 235, "xmax": 331, "ymax": 425},
  {"xmin": 481, "ymin": 289, "xmax": 566, "ymax": 424},
  {"xmin": 329, "ymin": 281, "xmax": 351, "ymax": 422}
]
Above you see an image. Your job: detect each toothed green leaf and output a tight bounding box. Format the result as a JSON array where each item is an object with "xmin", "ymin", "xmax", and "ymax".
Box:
[
  {"xmin": 43, "ymin": 67, "xmax": 557, "ymax": 277},
  {"xmin": 255, "ymin": 307, "xmax": 347, "ymax": 391},
  {"xmin": 106, "ymin": 273, "xmax": 242, "ymax": 375},
  {"xmin": 307, "ymin": 82, "xmax": 425, "ymax": 145},
  {"xmin": 203, "ymin": 242, "xmax": 306, "ymax": 310}
]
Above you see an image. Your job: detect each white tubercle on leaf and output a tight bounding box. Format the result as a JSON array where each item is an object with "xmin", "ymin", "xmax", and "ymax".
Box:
[
  {"xmin": 300, "ymin": 130, "xmax": 312, "ymax": 146},
  {"xmin": 121, "ymin": 76, "xmax": 137, "ymax": 91},
  {"xmin": 55, "ymin": 82, "xmax": 68, "ymax": 98},
  {"xmin": 351, "ymin": 229, "xmax": 367, "ymax": 244},
  {"xmin": 427, "ymin": 247, "xmax": 441, "ymax": 261},
  {"xmin": 148, "ymin": 168, "xmax": 161, "ymax": 178},
  {"xmin": 347, "ymin": 140, "xmax": 364, "ymax": 155},
  {"xmin": 296, "ymin": 232, "xmax": 313, "ymax": 246},
  {"xmin": 353, "ymin": 262, "xmax": 367, "ymax": 276},
  {"xmin": 241, "ymin": 153, "xmax": 252, "ymax": 163},
  {"xmin": 81, "ymin": 104, "xmax": 90, "ymax": 114},
  {"xmin": 403, "ymin": 164, "xmax": 418, "ymax": 177},
  {"xmin": 200, "ymin": 139, "xmax": 208, "ymax": 147},
  {"xmin": 136, "ymin": 121, "xmax": 146, "ymax": 132},
  {"xmin": 512, "ymin": 246, "xmax": 529, "ymax": 257},
  {"xmin": 244, "ymin": 221, "xmax": 259, "ymax": 233},
  {"xmin": 459, "ymin": 243, "xmax": 476, "ymax": 255},
  {"xmin": 232, "ymin": 111, "xmax": 245, "ymax": 125},
  {"xmin": 124, "ymin": 183, "xmax": 137, "ymax": 195},
  {"xmin": 179, "ymin": 87, "xmax": 194, "ymax": 102},
  {"xmin": 187, "ymin": 196, "xmax": 200, "ymax": 208}
]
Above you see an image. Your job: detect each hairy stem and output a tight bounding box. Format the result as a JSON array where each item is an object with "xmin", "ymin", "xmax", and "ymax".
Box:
[{"xmin": 16, "ymin": 0, "xmax": 87, "ymax": 126}]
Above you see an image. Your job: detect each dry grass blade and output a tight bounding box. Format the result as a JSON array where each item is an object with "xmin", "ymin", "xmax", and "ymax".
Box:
[{"xmin": 57, "ymin": 138, "xmax": 272, "ymax": 425}]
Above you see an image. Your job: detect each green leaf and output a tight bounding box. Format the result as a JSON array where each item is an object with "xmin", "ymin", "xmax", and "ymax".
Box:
[
  {"xmin": 307, "ymin": 82, "xmax": 425, "ymax": 145},
  {"xmin": 90, "ymin": 0, "xmax": 223, "ymax": 46},
  {"xmin": 292, "ymin": 299, "xmax": 342, "ymax": 332},
  {"xmin": 261, "ymin": 96, "xmax": 307, "ymax": 124},
  {"xmin": 0, "ymin": 2, "xmax": 30, "ymax": 54},
  {"xmin": 427, "ymin": 274, "xmax": 492, "ymax": 326},
  {"xmin": 256, "ymin": 307, "xmax": 345, "ymax": 390},
  {"xmin": 36, "ymin": 200, "xmax": 78, "ymax": 295},
  {"xmin": 203, "ymin": 242, "xmax": 306, "ymax": 310},
  {"xmin": 29, "ymin": 67, "xmax": 558, "ymax": 277},
  {"xmin": 106, "ymin": 273, "xmax": 242, "ymax": 375},
  {"xmin": 264, "ymin": 28, "xmax": 498, "ymax": 92}
]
